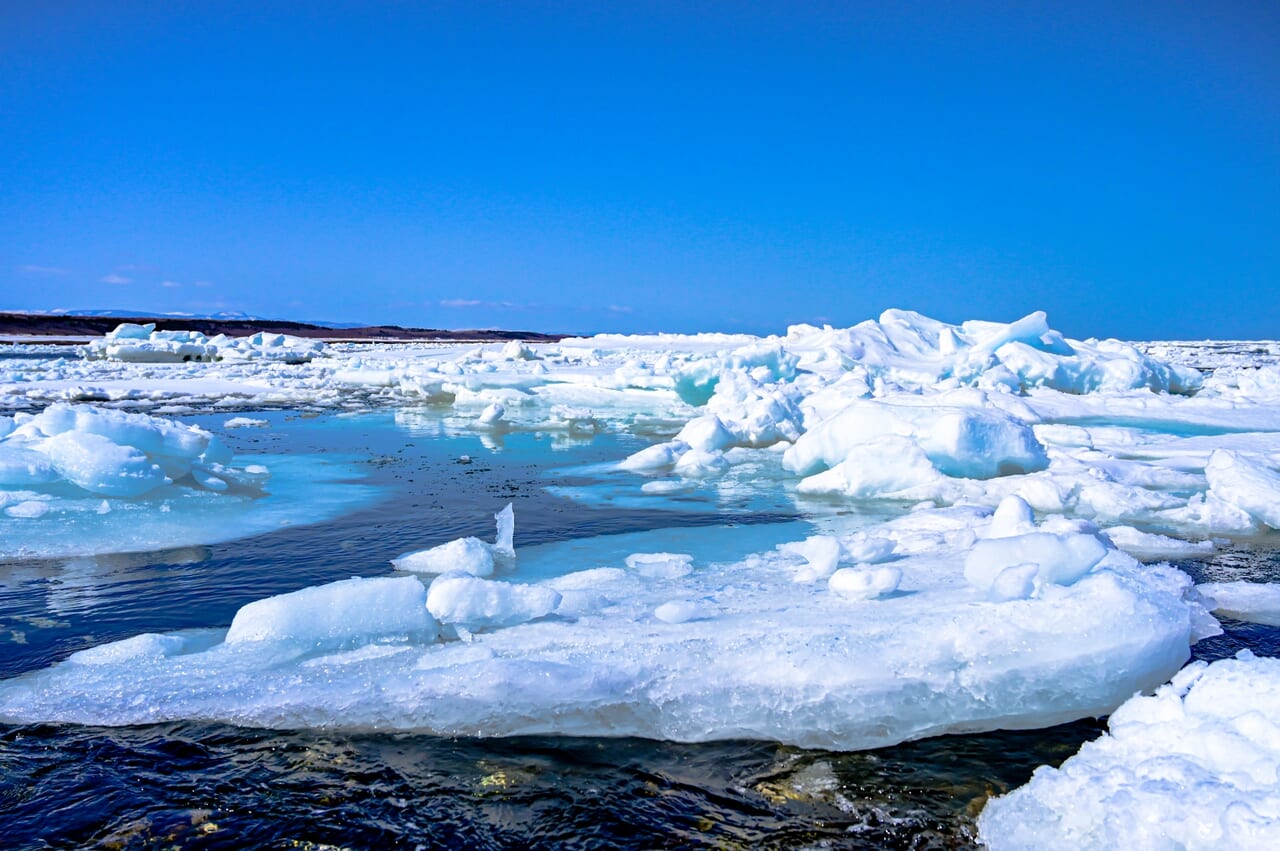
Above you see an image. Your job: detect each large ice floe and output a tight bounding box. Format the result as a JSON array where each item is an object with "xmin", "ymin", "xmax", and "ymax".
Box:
[{"xmin": 4, "ymin": 308, "xmax": 1280, "ymax": 838}]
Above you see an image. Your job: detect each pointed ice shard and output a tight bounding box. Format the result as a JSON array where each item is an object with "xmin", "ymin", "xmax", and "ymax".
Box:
[{"xmin": 493, "ymin": 502, "xmax": 515, "ymax": 558}]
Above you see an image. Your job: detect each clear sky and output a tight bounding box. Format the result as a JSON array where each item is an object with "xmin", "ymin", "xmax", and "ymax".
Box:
[{"xmin": 2, "ymin": 2, "xmax": 1277, "ymax": 338}]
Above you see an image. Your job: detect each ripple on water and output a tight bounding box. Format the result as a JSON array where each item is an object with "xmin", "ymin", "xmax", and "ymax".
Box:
[{"xmin": 0, "ymin": 719, "xmax": 1106, "ymax": 850}]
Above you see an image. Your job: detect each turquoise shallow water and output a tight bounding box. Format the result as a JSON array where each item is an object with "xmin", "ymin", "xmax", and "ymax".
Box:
[{"xmin": 0, "ymin": 409, "xmax": 1275, "ymax": 849}]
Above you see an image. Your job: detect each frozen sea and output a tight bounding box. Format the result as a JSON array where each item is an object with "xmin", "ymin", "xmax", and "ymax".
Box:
[{"xmin": 3, "ymin": 316, "xmax": 1280, "ymax": 848}]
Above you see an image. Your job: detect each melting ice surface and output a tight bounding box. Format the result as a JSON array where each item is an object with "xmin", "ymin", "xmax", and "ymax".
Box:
[{"xmin": 5, "ymin": 309, "xmax": 1280, "ymax": 841}]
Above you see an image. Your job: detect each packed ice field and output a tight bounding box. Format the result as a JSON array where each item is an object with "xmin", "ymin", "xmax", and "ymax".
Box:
[{"xmin": 4, "ymin": 310, "xmax": 1280, "ymax": 848}]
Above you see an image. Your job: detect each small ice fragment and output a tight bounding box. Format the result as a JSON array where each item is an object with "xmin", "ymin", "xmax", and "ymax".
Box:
[
  {"xmin": 69, "ymin": 633, "xmax": 189, "ymax": 665},
  {"xmin": 987, "ymin": 563, "xmax": 1039, "ymax": 602},
  {"xmin": 828, "ymin": 566, "xmax": 902, "ymax": 600},
  {"xmin": 619, "ymin": 440, "xmax": 688, "ymax": 474},
  {"xmin": 5, "ymin": 500, "xmax": 49, "ymax": 519},
  {"xmin": 625, "ymin": 552, "xmax": 694, "ymax": 579},
  {"xmin": 394, "ymin": 536, "xmax": 496, "ymax": 577},
  {"xmin": 224, "ymin": 417, "xmax": 268, "ymax": 429},
  {"xmin": 781, "ymin": 535, "xmax": 842, "ymax": 582},
  {"xmin": 426, "ymin": 574, "xmax": 561, "ymax": 631},
  {"xmin": 393, "ymin": 503, "xmax": 515, "ymax": 576},
  {"xmin": 986, "ymin": 495, "xmax": 1036, "ymax": 539},
  {"xmin": 654, "ymin": 600, "xmax": 709, "ymax": 624}
]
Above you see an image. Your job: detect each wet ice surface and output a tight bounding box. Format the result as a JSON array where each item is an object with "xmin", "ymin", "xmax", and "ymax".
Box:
[{"xmin": 3, "ymin": 316, "xmax": 1280, "ymax": 846}]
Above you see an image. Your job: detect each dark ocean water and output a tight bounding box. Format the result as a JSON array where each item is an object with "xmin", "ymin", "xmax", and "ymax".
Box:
[{"xmin": 0, "ymin": 410, "xmax": 1275, "ymax": 850}]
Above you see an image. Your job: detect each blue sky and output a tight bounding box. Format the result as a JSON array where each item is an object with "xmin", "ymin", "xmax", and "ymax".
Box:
[{"xmin": 2, "ymin": 2, "xmax": 1277, "ymax": 338}]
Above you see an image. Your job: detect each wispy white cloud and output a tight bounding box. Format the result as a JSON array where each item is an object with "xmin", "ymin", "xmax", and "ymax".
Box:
[
  {"xmin": 101, "ymin": 274, "xmax": 132, "ymax": 284},
  {"xmin": 608, "ymin": 304, "xmax": 633, "ymax": 314},
  {"xmin": 160, "ymin": 280, "xmax": 181, "ymax": 288},
  {"xmin": 17, "ymin": 264, "xmax": 68, "ymax": 275},
  {"xmin": 193, "ymin": 280, "xmax": 214, "ymax": 288},
  {"xmin": 440, "ymin": 298, "xmax": 483, "ymax": 308}
]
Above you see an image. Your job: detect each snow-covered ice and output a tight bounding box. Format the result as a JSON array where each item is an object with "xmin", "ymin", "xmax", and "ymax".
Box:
[{"xmin": 980, "ymin": 652, "xmax": 1280, "ymax": 850}]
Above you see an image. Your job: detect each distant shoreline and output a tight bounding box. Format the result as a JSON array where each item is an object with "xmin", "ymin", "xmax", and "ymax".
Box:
[{"xmin": 0, "ymin": 312, "xmax": 565, "ymax": 344}]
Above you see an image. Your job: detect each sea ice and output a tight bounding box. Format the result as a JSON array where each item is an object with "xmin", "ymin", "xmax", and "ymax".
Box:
[
  {"xmin": 1198, "ymin": 581, "xmax": 1280, "ymax": 627},
  {"xmin": 0, "ymin": 404, "xmax": 376, "ymax": 558},
  {"xmin": 85, "ymin": 323, "xmax": 325, "ymax": 364},
  {"xmin": 979, "ymin": 652, "xmax": 1280, "ymax": 850},
  {"xmin": 3, "ymin": 310, "xmax": 1276, "ymax": 772},
  {"xmin": 0, "ymin": 503, "xmax": 1218, "ymax": 750}
]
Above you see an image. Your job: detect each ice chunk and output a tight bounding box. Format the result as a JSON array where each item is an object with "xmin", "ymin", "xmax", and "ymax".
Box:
[
  {"xmin": 841, "ymin": 534, "xmax": 896, "ymax": 564},
  {"xmin": 784, "ymin": 400, "xmax": 1047, "ymax": 480},
  {"xmin": 979, "ymin": 653, "xmax": 1280, "ymax": 850},
  {"xmin": 0, "ymin": 508, "xmax": 1212, "ymax": 747},
  {"xmin": 1198, "ymin": 582, "xmax": 1280, "ymax": 627},
  {"xmin": 501, "ymin": 340, "xmax": 539, "ymax": 361},
  {"xmin": 226, "ymin": 575, "xmax": 435, "ymax": 647},
  {"xmin": 1204, "ymin": 449, "xmax": 1280, "ymax": 529},
  {"xmin": 828, "ymin": 566, "xmax": 901, "ymax": 600},
  {"xmin": 618, "ymin": 440, "xmax": 688, "ymax": 474},
  {"xmin": 672, "ymin": 448, "xmax": 729, "ymax": 478},
  {"xmin": 987, "ymin": 563, "xmax": 1040, "ymax": 602},
  {"xmin": 0, "ymin": 446, "xmax": 57, "ymax": 486},
  {"xmin": 493, "ymin": 502, "xmax": 515, "ymax": 557},
  {"xmin": 654, "ymin": 600, "xmax": 712, "ymax": 623},
  {"xmin": 675, "ymin": 414, "xmax": 735, "ymax": 452},
  {"xmin": 392, "ymin": 503, "xmax": 515, "ymax": 575},
  {"xmin": 5, "ymin": 499, "xmax": 50, "ymax": 519},
  {"xmin": 625, "ymin": 552, "xmax": 694, "ymax": 579},
  {"xmin": 780, "ymin": 535, "xmax": 842, "ymax": 582},
  {"xmin": 964, "ymin": 531, "xmax": 1109, "ymax": 593},
  {"xmin": 425, "ymin": 574, "xmax": 561, "ymax": 631},
  {"xmin": 1102, "ymin": 526, "xmax": 1215, "ymax": 562},
  {"xmin": 224, "ymin": 417, "xmax": 269, "ymax": 429},
  {"xmin": 42, "ymin": 431, "xmax": 170, "ymax": 497},
  {"xmin": 986, "ymin": 494, "xmax": 1037, "ymax": 539},
  {"xmin": 795, "ymin": 436, "xmax": 945, "ymax": 499},
  {"xmin": 69, "ymin": 633, "xmax": 190, "ymax": 665},
  {"xmin": 393, "ymin": 536, "xmax": 496, "ymax": 577}
]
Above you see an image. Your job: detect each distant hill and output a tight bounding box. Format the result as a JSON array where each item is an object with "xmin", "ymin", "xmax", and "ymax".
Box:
[{"xmin": 0, "ymin": 311, "xmax": 564, "ymax": 343}]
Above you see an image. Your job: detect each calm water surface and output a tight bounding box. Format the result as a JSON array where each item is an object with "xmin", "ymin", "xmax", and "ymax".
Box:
[{"xmin": 1, "ymin": 409, "xmax": 1276, "ymax": 849}]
